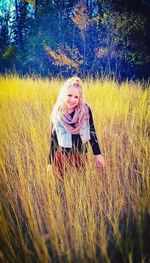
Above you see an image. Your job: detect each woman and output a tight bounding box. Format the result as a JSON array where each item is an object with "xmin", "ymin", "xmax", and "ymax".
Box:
[{"xmin": 48, "ymin": 77, "xmax": 105, "ymax": 177}]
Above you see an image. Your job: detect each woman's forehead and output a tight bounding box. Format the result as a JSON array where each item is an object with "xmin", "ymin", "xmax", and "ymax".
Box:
[{"xmin": 67, "ymin": 86, "xmax": 81, "ymax": 95}]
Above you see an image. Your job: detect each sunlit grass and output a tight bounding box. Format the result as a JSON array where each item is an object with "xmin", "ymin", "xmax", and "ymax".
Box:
[{"xmin": 0, "ymin": 75, "xmax": 150, "ymax": 263}]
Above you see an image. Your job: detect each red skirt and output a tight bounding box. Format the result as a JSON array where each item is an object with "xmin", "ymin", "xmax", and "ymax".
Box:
[{"xmin": 54, "ymin": 151, "xmax": 87, "ymax": 177}]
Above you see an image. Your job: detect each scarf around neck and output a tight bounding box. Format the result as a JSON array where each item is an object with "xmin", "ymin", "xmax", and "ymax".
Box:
[{"xmin": 57, "ymin": 104, "xmax": 89, "ymax": 135}]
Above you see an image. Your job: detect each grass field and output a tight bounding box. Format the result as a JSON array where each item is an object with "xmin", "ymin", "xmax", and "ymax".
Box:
[{"xmin": 0, "ymin": 75, "xmax": 150, "ymax": 263}]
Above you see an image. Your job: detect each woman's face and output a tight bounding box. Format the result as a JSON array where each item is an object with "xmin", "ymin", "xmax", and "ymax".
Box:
[{"xmin": 64, "ymin": 86, "xmax": 81, "ymax": 112}]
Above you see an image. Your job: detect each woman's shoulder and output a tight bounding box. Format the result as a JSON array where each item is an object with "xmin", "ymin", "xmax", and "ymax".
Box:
[
  {"xmin": 84, "ymin": 102, "xmax": 90, "ymax": 110},
  {"xmin": 84, "ymin": 103, "xmax": 92, "ymax": 114},
  {"xmin": 83, "ymin": 103, "xmax": 93, "ymax": 122}
]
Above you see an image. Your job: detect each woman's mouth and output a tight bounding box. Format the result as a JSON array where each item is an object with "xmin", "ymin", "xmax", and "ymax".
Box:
[{"xmin": 68, "ymin": 102, "xmax": 75, "ymax": 106}]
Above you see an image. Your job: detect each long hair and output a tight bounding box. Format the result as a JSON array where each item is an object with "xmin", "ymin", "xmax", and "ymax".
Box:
[{"xmin": 51, "ymin": 77, "xmax": 89, "ymax": 128}]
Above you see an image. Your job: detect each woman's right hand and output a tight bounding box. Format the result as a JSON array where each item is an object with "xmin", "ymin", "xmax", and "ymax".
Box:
[{"xmin": 95, "ymin": 154, "xmax": 105, "ymax": 169}]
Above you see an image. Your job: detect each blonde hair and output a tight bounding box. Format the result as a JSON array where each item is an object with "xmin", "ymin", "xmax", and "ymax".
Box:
[{"xmin": 51, "ymin": 76, "xmax": 89, "ymax": 126}]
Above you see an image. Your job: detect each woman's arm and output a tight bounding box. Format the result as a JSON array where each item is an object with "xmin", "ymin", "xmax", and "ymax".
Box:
[{"xmin": 88, "ymin": 107, "xmax": 105, "ymax": 169}]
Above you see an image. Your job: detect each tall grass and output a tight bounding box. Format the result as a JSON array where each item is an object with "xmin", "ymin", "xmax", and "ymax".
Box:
[{"xmin": 0, "ymin": 75, "xmax": 150, "ymax": 263}]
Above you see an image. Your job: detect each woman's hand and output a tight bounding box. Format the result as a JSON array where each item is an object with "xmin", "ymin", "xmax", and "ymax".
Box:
[{"xmin": 95, "ymin": 154, "xmax": 105, "ymax": 169}]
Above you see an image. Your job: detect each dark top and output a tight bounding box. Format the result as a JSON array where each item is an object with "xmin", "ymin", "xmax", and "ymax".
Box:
[{"xmin": 48, "ymin": 107, "xmax": 101, "ymax": 164}]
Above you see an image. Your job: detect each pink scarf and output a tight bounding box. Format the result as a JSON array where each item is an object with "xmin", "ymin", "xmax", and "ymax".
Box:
[{"xmin": 58, "ymin": 104, "xmax": 89, "ymax": 135}]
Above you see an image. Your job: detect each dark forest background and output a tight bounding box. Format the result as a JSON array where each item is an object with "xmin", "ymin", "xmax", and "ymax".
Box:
[{"xmin": 0, "ymin": 0, "xmax": 150, "ymax": 80}]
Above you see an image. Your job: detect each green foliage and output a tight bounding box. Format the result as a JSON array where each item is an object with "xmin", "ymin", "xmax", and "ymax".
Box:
[
  {"xmin": 101, "ymin": 13, "xmax": 107, "ymax": 24},
  {"xmin": 3, "ymin": 47, "xmax": 16, "ymax": 60}
]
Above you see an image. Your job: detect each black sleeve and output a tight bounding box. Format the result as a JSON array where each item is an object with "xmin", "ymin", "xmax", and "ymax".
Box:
[
  {"xmin": 89, "ymin": 107, "xmax": 102, "ymax": 155},
  {"xmin": 48, "ymin": 128, "xmax": 58, "ymax": 164}
]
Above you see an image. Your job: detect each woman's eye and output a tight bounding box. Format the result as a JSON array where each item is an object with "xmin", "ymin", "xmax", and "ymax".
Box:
[
  {"xmin": 75, "ymin": 96, "xmax": 79, "ymax": 99},
  {"xmin": 68, "ymin": 94, "xmax": 72, "ymax": 97}
]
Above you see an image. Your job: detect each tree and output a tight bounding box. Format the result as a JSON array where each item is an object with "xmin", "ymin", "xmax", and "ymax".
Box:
[{"xmin": 0, "ymin": 0, "xmax": 149, "ymax": 78}]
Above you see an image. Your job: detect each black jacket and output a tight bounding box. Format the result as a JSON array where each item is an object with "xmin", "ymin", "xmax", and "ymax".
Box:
[{"xmin": 48, "ymin": 107, "xmax": 101, "ymax": 164}]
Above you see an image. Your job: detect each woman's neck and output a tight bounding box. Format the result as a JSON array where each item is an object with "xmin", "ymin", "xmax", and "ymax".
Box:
[{"xmin": 66, "ymin": 108, "xmax": 75, "ymax": 114}]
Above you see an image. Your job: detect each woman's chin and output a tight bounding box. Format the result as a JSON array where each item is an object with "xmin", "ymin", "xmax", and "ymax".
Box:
[
  {"xmin": 67, "ymin": 104, "xmax": 76, "ymax": 110},
  {"xmin": 66, "ymin": 105, "xmax": 77, "ymax": 113}
]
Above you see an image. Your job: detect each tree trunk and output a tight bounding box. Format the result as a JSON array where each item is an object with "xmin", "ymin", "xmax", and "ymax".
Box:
[{"xmin": 15, "ymin": 0, "xmax": 23, "ymax": 49}]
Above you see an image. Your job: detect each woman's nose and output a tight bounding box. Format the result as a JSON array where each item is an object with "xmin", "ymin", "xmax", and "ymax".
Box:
[{"xmin": 70, "ymin": 97, "xmax": 75, "ymax": 102}]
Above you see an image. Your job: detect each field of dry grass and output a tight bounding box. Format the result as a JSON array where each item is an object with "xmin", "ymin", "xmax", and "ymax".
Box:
[{"xmin": 0, "ymin": 75, "xmax": 150, "ymax": 263}]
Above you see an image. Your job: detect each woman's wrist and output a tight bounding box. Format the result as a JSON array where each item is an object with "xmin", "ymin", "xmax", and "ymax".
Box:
[{"xmin": 94, "ymin": 154, "xmax": 105, "ymax": 168}]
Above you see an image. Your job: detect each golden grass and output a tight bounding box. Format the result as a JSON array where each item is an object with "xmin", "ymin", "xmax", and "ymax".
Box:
[{"xmin": 0, "ymin": 75, "xmax": 150, "ymax": 263}]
